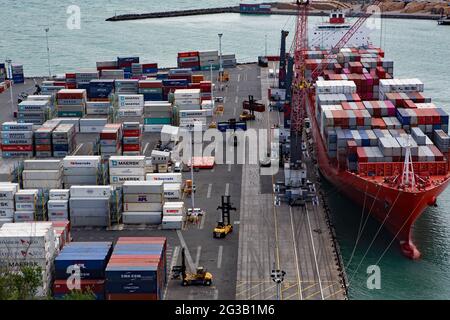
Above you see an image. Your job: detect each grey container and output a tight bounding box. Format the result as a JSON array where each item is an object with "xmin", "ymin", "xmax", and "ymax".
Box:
[
  {"xmin": 122, "ymin": 181, "xmax": 163, "ymax": 194},
  {"xmin": 70, "ymin": 215, "xmax": 109, "ymax": 227},
  {"xmin": 24, "ymin": 160, "xmax": 62, "ymax": 170},
  {"xmin": 64, "ymin": 167, "xmax": 99, "ymax": 176},
  {"xmin": 63, "ymin": 175, "xmax": 97, "ymax": 185},
  {"xmin": 69, "ymin": 198, "xmax": 109, "ymax": 209},
  {"xmin": 122, "ymin": 212, "xmax": 162, "ymax": 225}
]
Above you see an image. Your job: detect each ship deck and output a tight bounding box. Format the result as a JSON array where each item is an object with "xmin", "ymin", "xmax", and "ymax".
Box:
[{"xmin": 0, "ymin": 63, "xmax": 346, "ymax": 300}]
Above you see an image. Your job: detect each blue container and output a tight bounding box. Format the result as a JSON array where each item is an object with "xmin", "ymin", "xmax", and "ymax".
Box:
[
  {"xmin": 53, "ymin": 144, "xmax": 69, "ymax": 152},
  {"xmin": 156, "ymin": 72, "xmax": 169, "ymax": 80},
  {"xmin": 143, "ymin": 93, "xmax": 163, "ymax": 101},
  {"xmin": 143, "ymin": 68, "xmax": 158, "ymax": 74},
  {"xmin": 77, "ymin": 83, "xmax": 90, "ymax": 90},
  {"xmin": 117, "ymin": 57, "xmax": 139, "ymax": 68},
  {"xmin": 162, "ymin": 79, "xmax": 188, "ymax": 87},
  {"xmin": 106, "ymin": 279, "xmax": 157, "ymax": 294},
  {"xmin": 124, "ymin": 72, "xmax": 132, "ymax": 79},
  {"xmin": 106, "ymin": 265, "xmax": 158, "ymax": 282}
]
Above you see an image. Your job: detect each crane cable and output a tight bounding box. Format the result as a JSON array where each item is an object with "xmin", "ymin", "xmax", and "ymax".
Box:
[{"xmin": 348, "ymin": 190, "xmax": 402, "ymax": 286}]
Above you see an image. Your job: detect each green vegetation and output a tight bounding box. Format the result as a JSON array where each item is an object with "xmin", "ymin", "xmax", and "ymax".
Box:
[
  {"xmin": 0, "ymin": 265, "xmax": 43, "ymax": 300},
  {"xmin": 62, "ymin": 289, "xmax": 96, "ymax": 300}
]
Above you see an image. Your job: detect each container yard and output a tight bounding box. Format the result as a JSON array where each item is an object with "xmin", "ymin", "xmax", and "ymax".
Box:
[{"xmin": 1, "ymin": 0, "xmax": 450, "ymax": 307}]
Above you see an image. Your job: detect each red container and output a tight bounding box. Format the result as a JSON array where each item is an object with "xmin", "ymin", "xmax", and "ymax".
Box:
[
  {"xmin": 178, "ymin": 51, "xmax": 199, "ymax": 58},
  {"xmin": 107, "ymin": 293, "xmax": 157, "ymax": 300},
  {"xmin": 65, "ymin": 73, "xmax": 76, "ymax": 79},
  {"xmin": 100, "ymin": 130, "xmax": 120, "ymax": 140},
  {"xmin": 1, "ymin": 144, "xmax": 33, "ymax": 151},
  {"xmin": 142, "ymin": 63, "xmax": 158, "ymax": 69},
  {"xmin": 139, "ymin": 80, "xmax": 163, "ymax": 88},
  {"xmin": 123, "ymin": 129, "xmax": 140, "ymax": 137},
  {"xmin": 53, "ymin": 280, "xmax": 105, "ymax": 295},
  {"xmin": 57, "ymin": 90, "xmax": 86, "ymax": 99},
  {"xmin": 357, "ymin": 147, "xmax": 368, "ymax": 162},
  {"xmin": 123, "ymin": 144, "xmax": 140, "ymax": 152},
  {"xmin": 35, "ymin": 145, "xmax": 51, "ymax": 151}
]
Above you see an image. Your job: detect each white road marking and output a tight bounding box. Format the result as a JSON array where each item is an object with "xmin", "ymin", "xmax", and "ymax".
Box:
[
  {"xmin": 237, "ymin": 74, "xmax": 241, "ymax": 82},
  {"xmin": 306, "ymin": 206, "xmax": 324, "ymax": 300},
  {"xmin": 233, "ymin": 108, "xmax": 237, "ymax": 116},
  {"xmin": 176, "ymin": 230, "xmax": 196, "ymax": 272},
  {"xmin": 195, "ymin": 246, "xmax": 202, "ymax": 268},
  {"xmin": 217, "ymin": 246, "xmax": 223, "ymax": 269},
  {"xmin": 234, "ymin": 221, "xmax": 240, "ymax": 225},
  {"xmin": 73, "ymin": 143, "xmax": 84, "ymax": 155},
  {"xmin": 143, "ymin": 142, "xmax": 149, "ymax": 155},
  {"xmin": 228, "ymin": 164, "xmax": 232, "ymax": 172},
  {"xmin": 223, "ymin": 97, "xmax": 227, "ymax": 104},
  {"xmin": 211, "ymin": 167, "xmax": 215, "ymax": 173},
  {"xmin": 164, "ymin": 245, "xmax": 180, "ymax": 299},
  {"xmin": 235, "ymin": 96, "xmax": 238, "ymax": 104},
  {"xmin": 199, "ymin": 211, "xmax": 206, "ymax": 230},
  {"xmin": 225, "ymin": 183, "xmax": 230, "ymax": 196},
  {"xmin": 207, "ymin": 183, "xmax": 212, "ymax": 199}
]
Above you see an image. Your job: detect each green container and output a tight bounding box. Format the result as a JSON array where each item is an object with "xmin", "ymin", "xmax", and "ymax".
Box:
[
  {"xmin": 144, "ymin": 117, "xmax": 172, "ymax": 125},
  {"xmin": 58, "ymin": 111, "xmax": 84, "ymax": 117},
  {"xmin": 200, "ymin": 64, "xmax": 220, "ymax": 71},
  {"xmin": 139, "ymin": 88, "xmax": 163, "ymax": 94}
]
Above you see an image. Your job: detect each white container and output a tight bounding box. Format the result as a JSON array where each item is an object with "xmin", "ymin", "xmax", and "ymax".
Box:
[
  {"xmin": 48, "ymin": 200, "xmax": 69, "ymax": 210},
  {"xmin": 174, "ymin": 89, "xmax": 201, "ymax": 100},
  {"xmin": 163, "ymin": 183, "xmax": 182, "ymax": 199},
  {"xmin": 22, "ymin": 170, "xmax": 61, "ymax": 180},
  {"xmin": 23, "ymin": 160, "xmax": 62, "ymax": 170},
  {"xmin": 161, "ymin": 216, "xmax": 183, "ymax": 230},
  {"xmin": 122, "ymin": 181, "xmax": 164, "ymax": 194},
  {"xmin": 0, "ymin": 209, "xmax": 14, "ymax": 219},
  {"xmin": 0, "ymin": 186, "xmax": 16, "ymax": 200},
  {"xmin": 63, "ymin": 156, "xmax": 101, "ymax": 168},
  {"xmin": 118, "ymin": 95, "xmax": 144, "ymax": 108},
  {"xmin": 15, "ymin": 190, "xmax": 39, "ymax": 202},
  {"xmin": 123, "ymin": 194, "xmax": 163, "ymax": 203},
  {"xmin": 163, "ymin": 202, "xmax": 185, "ymax": 216},
  {"xmin": 146, "ymin": 173, "xmax": 182, "ymax": 184},
  {"xmin": 23, "ymin": 180, "xmax": 62, "ymax": 189},
  {"xmin": 0, "ymin": 200, "xmax": 15, "ymax": 210},
  {"xmin": 69, "ymin": 186, "xmax": 112, "ymax": 198},
  {"xmin": 123, "ymin": 202, "xmax": 163, "ymax": 212},
  {"xmin": 15, "ymin": 202, "xmax": 36, "ymax": 211},
  {"xmin": 109, "ymin": 167, "xmax": 146, "ymax": 176},
  {"xmin": 110, "ymin": 175, "xmax": 145, "ymax": 184},
  {"xmin": 109, "ymin": 156, "xmax": 145, "ymax": 168}
]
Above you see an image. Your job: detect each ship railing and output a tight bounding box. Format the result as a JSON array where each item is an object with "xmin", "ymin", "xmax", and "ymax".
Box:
[{"xmin": 357, "ymin": 161, "xmax": 448, "ymax": 177}]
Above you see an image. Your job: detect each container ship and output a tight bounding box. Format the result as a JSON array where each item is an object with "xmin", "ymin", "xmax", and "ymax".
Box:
[{"xmin": 301, "ymin": 47, "xmax": 450, "ymax": 259}]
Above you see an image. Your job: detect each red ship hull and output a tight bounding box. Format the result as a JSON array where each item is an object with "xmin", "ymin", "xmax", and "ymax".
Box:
[{"xmin": 307, "ymin": 97, "xmax": 450, "ymax": 259}]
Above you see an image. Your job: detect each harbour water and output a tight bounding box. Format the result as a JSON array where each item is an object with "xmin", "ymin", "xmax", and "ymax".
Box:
[{"xmin": 1, "ymin": 0, "xmax": 449, "ymax": 299}]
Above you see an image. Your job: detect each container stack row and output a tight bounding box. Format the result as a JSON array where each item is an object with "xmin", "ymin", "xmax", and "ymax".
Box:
[
  {"xmin": 56, "ymin": 89, "xmax": 87, "ymax": 118},
  {"xmin": 100, "ymin": 123, "xmax": 122, "ymax": 157},
  {"xmin": 62, "ymin": 156, "xmax": 101, "ymax": 188},
  {"xmin": 108, "ymin": 155, "xmax": 146, "ymax": 186},
  {"xmin": 122, "ymin": 122, "xmax": 141, "ymax": 156},
  {"xmin": 1, "ymin": 122, "xmax": 34, "ymax": 158},
  {"xmin": 105, "ymin": 237, "xmax": 167, "ymax": 300},
  {"xmin": 69, "ymin": 186, "xmax": 112, "ymax": 227},
  {"xmin": 53, "ymin": 242, "xmax": 112, "ymax": 300},
  {"xmin": 23, "ymin": 159, "xmax": 63, "ymax": 190},
  {"xmin": 122, "ymin": 181, "xmax": 164, "ymax": 225},
  {"xmin": 143, "ymin": 101, "xmax": 172, "ymax": 132}
]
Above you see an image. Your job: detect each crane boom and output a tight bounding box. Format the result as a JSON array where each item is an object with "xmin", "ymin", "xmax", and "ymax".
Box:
[{"xmin": 290, "ymin": 1, "xmax": 382, "ymax": 138}]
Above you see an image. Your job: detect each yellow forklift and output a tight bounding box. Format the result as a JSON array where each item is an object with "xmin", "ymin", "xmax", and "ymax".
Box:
[
  {"xmin": 172, "ymin": 248, "xmax": 213, "ymax": 286},
  {"xmin": 213, "ymin": 195, "xmax": 237, "ymax": 238}
]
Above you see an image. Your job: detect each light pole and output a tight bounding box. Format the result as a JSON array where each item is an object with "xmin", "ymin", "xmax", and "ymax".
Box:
[
  {"xmin": 210, "ymin": 63, "xmax": 214, "ymax": 106},
  {"xmin": 6, "ymin": 59, "xmax": 14, "ymax": 116},
  {"xmin": 271, "ymin": 267, "xmax": 286, "ymax": 300},
  {"xmin": 218, "ymin": 33, "xmax": 223, "ymax": 81},
  {"xmin": 44, "ymin": 27, "xmax": 51, "ymax": 77}
]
